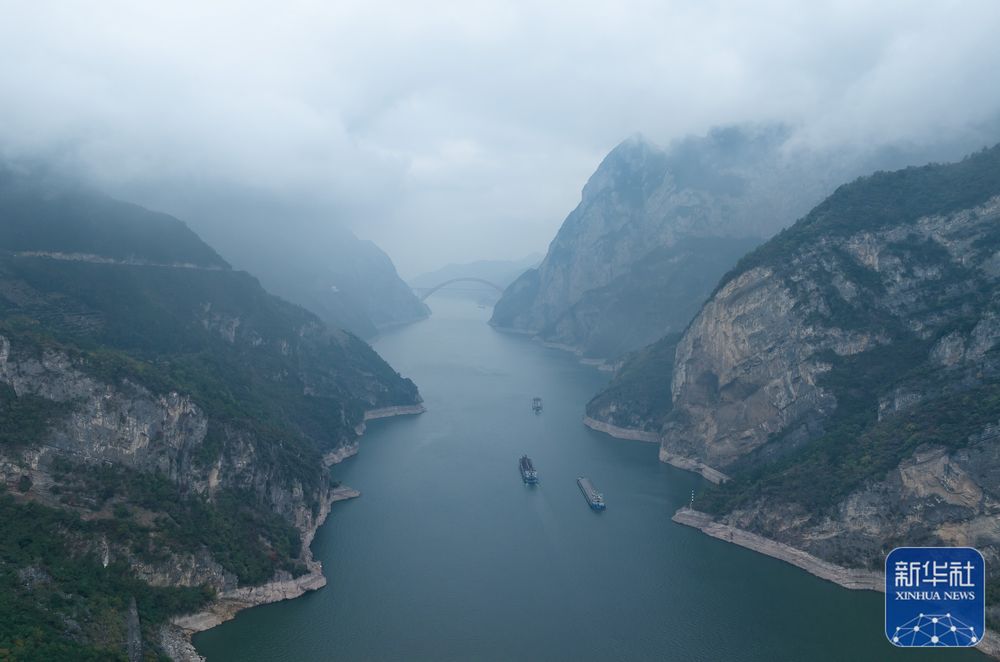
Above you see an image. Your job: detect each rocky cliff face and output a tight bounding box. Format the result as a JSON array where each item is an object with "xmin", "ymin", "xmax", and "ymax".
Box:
[
  {"xmin": 491, "ymin": 126, "xmax": 885, "ymax": 361},
  {"xmin": 0, "ymin": 172, "xmax": 423, "ymax": 659},
  {"xmin": 592, "ymin": 144, "xmax": 1000, "ymax": 620},
  {"xmin": 0, "ymin": 332, "xmax": 331, "ymax": 535},
  {"xmin": 666, "ymin": 154, "xmax": 1000, "ymax": 474},
  {"xmin": 541, "ymin": 237, "xmax": 760, "ymax": 360}
]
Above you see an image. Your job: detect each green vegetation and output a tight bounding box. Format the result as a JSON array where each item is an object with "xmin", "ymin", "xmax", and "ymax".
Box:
[
  {"xmin": 690, "ymin": 144, "xmax": 1000, "ymax": 517},
  {"xmin": 49, "ymin": 458, "xmax": 306, "ymax": 585},
  {"xmin": 0, "ymin": 252, "xmax": 417, "ymax": 504},
  {"xmin": 0, "ymin": 492, "xmax": 213, "ymax": 661},
  {"xmin": 696, "ymin": 338, "xmax": 1000, "ymax": 514},
  {"xmin": 704, "ymin": 370, "xmax": 1000, "ymax": 517},
  {"xmin": 0, "ymin": 169, "xmax": 228, "ymax": 269},
  {"xmin": 0, "ymin": 175, "xmax": 423, "ymax": 658},
  {"xmin": 489, "ymin": 268, "xmax": 539, "ymax": 328},
  {"xmin": 0, "ymin": 262, "xmax": 338, "ymax": 584},
  {"xmin": 0, "ymin": 383, "xmax": 71, "ymax": 450},
  {"xmin": 586, "ymin": 333, "xmax": 679, "ymax": 428},
  {"xmin": 702, "ymin": 298, "xmax": 993, "ymax": 519},
  {"xmin": 715, "ymin": 144, "xmax": 1000, "ymax": 293}
]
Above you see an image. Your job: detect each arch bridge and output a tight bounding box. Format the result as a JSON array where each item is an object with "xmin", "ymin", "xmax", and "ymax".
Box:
[{"xmin": 413, "ymin": 277, "xmax": 504, "ymax": 301}]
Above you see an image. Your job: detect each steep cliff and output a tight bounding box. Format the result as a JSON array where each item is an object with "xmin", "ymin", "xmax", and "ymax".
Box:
[
  {"xmin": 491, "ymin": 126, "xmax": 863, "ymax": 362},
  {"xmin": 594, "ymin": 145, "xmax": 1000, "ymax": 622},
  {"xmin": 586, "ymin": 332, "xmax": 680, "ymax": 432},
  {"xmin": 0, "ymin": 171, "xmax": 422, "ymax": 659}
]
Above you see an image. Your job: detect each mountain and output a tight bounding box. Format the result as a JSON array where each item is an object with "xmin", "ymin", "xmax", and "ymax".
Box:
[
  {"xmin": 253, "ymin": 230, "xmax": 431, "ymax": 338},
  {"xmin": 491, "ymin": 125, "xmax": 975, "ymax": 364},
  {"xmin": 490, "ymin": 126, "xmax": 840, "ymax": 361},
  {"xmin": 124, "ymin": 188, "xmax": 431, "ymax": 339},
  {"xmin": 0, "ymin": 169, "xmax": 422, "ymax": 659},
  {"xmin": 588, "ymin": 145, "xmax": 1000, "ymax": 623}
]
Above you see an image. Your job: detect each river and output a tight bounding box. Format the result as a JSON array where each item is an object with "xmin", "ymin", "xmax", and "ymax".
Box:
[{"xmin": 193, "ymin": 296, "xmax": 979, "ymax": 661}]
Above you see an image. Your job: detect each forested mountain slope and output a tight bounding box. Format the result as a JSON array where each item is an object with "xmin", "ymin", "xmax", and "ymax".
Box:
[
  {"xmin": 589, "ymin": 144, "xmax": 1000, "ymax": 623},
  {"xmin": 0, "ymin": 171, "xmax": 422, "ymax": 659}
]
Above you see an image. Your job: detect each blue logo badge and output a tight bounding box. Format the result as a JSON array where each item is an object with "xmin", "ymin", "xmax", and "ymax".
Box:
[{"xmin": 885, "ymin": 547, "xmax": 984, "ymax": 647}]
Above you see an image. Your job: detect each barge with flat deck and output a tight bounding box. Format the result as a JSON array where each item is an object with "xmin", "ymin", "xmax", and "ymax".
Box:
[{"xmin": 577, "ymin": 477, "xmax": 606, "ymax": 510}]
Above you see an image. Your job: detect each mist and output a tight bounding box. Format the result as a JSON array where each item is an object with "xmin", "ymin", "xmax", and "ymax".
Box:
[{"xmin": 2, "ymin": 0, "xmax": 1000, "ymax": 275}]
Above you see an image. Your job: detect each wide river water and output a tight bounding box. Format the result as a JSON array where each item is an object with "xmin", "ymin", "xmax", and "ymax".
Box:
[{"xmin": 194, "ymin": 296, "xmax": 979, "ymax": 661}]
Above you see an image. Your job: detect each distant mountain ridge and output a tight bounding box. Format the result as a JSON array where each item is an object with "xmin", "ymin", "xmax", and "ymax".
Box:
[
  {"xmin": 153, "ymin": 196, "xmax": 431, "ymax": 339},
  {"xmin": 0, "ymin": 168, "xmax": 229, "ymax": 269},
  {"xmin": 256, "ymin": 232, "xmax": 431, "ymax": 338},
  {"xmin": 490, "ymin": 125, "xmax": 979, "ymax": 363}
]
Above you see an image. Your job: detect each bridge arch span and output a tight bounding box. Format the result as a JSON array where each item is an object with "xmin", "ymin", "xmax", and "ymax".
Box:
[{"xmin": 415, "ymin": 277, "xmax": 504, "ymax": 301}]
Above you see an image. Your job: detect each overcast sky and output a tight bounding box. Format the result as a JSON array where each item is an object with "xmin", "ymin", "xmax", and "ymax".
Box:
[{"xmin": 2, "ymin": 1, "xmax": 1000, "ymax": 275}]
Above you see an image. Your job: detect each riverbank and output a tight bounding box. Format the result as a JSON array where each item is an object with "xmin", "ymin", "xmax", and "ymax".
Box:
[
  {"xmin": 365, "ymin": 404, "xmax": 427, "ymax": 421},
  {"xmin": 582, "ymin": 416, "xmax": 658, "ymax": 442},
  {"xmin": 197, "ymin": 296, "xmax": 953, "ymax": 661},
  {"xmin": 538, "ymin": 340, "xmax": 617, "ymax": 372},
  {"xmin": 658, "ymin": 448, "xmax": 729, "ymax": 484},
  {"xmin": 672, "ymin": 508, "xmax": 883, "ymax": 589},
  {"xmin": 324, "ymin": 442, "xmax": 359, "ymax": 465},
  {"xmin": 583, "ymin": 418, "xmax": 729, "ymax": 484},
  {"xmin": 328, "ymin": 406, "xmax": 427, "ymax": 464},
  {"xmin": 354, "ymin": 404, "xmax": 426, "ymax": 434},
  {"xmin": 164, "ymin": 404, "xmax": 425, "ymax": 660},
  {"xmin": 489, "ymin": 324, "xmax": 619, "ymax": 371},
  {"xmin": 163, "ymin": 486, "xmax": 361, "ymax": 661},
  {"xmin": 672, "ymin": 507, "xmax": 1000, "ymax": 658}
]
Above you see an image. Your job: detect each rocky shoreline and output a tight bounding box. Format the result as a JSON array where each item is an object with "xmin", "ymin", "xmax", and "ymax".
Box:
[
  {"xmin": 163, "ymin": 404, "xmax": 424, "ymax": 661},
  {"xmin": 582, "ymin": 416, "xmax": 659, "ymax": 442},
  {"xmin": 354, "ymin": 404, "xmax": 426, "ymax": 435},
  {"xmin": 672, "ymin": 507, "xmax": 1000, "ymax": 658},
  {"xmin": 323, "ymin": 442, "xmax": 359, "ymax": 466},
  {"xmin": 485, "ymin": 322, "xmax": 533, "ymax": 335},
  {"xmin": 658, "ymin": 449, "xmax": 729, "ymax": 484},
  {"xmin": 163, "ymin": 485, "xmax": 360, "ymax": 661},
  {"xmin": 538, "ymin": 340, "xmax": 618, "ymax": 371},
  {"xmin": 489, "ymin": 325, "xmax": 618, "ymax": 371},
  {"xmin": 364, "ymin": 404, "xmax": 426, "ymax": 421},
  {"xmin": 583, "ymin": 418, "xmax": 729, "ymax": 484},
  {"xmin": 672, "ymin": 507, "xmax": 883, "ymax": 589}
]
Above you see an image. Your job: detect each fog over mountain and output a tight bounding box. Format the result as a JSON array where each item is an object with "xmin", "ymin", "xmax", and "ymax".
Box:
[{"xmin": 2, "ymin": 1, "xmax": 1000, "ymax": 275}]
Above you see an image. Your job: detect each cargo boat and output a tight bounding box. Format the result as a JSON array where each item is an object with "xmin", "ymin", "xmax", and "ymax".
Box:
[
  {"xmin": 532, "ymin": 397, "xmax": 543, "ymax": 413},
  {"xmin": 577, "ymin": 477, "xmax": 606, "ymax": 510},
  {"xmin": 519, "ymin": 455, "xmax": 539, "ymax": 484}
]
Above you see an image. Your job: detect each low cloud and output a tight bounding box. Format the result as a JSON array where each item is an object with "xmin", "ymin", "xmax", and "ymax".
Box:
[{"xmin": 1, "ymin": 0, "xmax": 999, "ymax": 274}]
